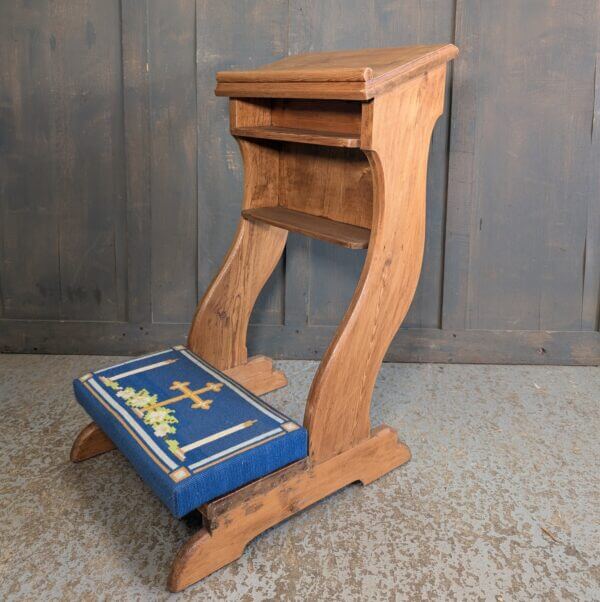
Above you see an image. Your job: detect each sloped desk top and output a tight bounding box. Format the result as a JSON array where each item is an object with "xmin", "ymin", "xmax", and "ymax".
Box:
[{"xmin": 216, "ymin": 44, "xmax": 458, "ymax": 100}]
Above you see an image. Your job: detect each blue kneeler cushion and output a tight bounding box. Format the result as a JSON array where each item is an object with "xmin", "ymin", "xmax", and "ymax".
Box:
[{"xmin": 73, "ymin": 346, "xmax": 308, "ymax": 518}]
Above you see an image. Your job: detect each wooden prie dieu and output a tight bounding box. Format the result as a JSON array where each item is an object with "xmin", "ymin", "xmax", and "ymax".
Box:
[{"xmin": 71, "ymin": 44, "xmax": 459, "ymax": 591}]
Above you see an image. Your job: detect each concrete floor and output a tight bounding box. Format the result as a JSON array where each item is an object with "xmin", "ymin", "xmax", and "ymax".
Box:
[{"xmin": 0, "ymin": 354, "xmax": 598, "ymax": 601}]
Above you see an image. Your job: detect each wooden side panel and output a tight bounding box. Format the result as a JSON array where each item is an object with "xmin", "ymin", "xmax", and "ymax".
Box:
[
  {"xmin": 146, "ymin": 0, "xmax": 198, "ymax": 323},
  {"xmin": 305, "ymin": 68, "xmax": 448, "ymax": 461},
  {"xmin": 195, "ymin": 0, "xmax": 288, "ymax": 326},
  {"xmin": 0, "ymin": 1, "xmax": 126, "ymax": 321},
  {"xmin": 289, "ymin": 0, "xmax": 456, "ymax": 331},
  {"xmin": 444, "ymin": 0, "xmax": 600, "ymax": 331},
  {"xmin": 187, "ymin": 220, "xmax": 288, "ymax": 369}
]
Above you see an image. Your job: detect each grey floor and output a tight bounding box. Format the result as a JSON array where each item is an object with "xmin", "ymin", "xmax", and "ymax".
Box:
[{"xmin": 0, "ymin": 354, "xmax": 598, "ymax": 601}]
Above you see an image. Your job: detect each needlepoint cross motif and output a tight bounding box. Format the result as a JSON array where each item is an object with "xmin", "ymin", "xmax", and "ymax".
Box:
[
  {"xmin": 134, "ymin": 380, "xmax": 225, "ymax": 417},
  {"xmin": 99, "ymin": 373, "xmax": 226, "ymax": 445},
  {"xmin": 165, "ymin": 381, "xmax": 224, "ymax": 410}
]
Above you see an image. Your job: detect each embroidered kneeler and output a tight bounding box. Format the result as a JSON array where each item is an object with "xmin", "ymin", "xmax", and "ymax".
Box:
[{"xmin": 74, "ymin": 346, "xmax": 307, "ymax": 517}]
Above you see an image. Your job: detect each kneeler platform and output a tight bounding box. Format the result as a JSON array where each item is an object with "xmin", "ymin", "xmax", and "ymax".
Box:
[
  {"xmin": 70, "ymin": 44, "xmax": 458, "ymax": 591},
  {"xmin": 73, "ymin": 347, "xmax": 307, "ymax": 518}
]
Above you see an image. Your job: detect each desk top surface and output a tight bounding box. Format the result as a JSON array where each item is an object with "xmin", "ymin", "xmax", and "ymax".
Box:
[{"xmin": 216, "ymin": 44, "xmax": 458, "ymax": 100}]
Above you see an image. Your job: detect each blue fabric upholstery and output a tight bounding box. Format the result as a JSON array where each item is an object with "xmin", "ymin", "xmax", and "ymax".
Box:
[{"xmin": 73, "ymin": 346, "xmax": 308, "ymax": 518}]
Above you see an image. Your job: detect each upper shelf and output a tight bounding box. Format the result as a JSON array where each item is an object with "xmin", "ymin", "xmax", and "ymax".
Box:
[
  {"xmin": 231, "ymin": 125, "xmax": 360, "ymax": 148},
  {"xmin": 216, "ymin": 44, "xmax": 459, "ymax": 100}
]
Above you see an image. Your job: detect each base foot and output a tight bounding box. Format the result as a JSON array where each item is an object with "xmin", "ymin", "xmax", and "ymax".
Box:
[
  {"xmin": 168, "ymin": 525, "xmax": 246, "ymax": 592},
  {"xmin": 222, "ymin": 354, "xmax": 288, "ymax": 396},
  {"xmin": 70, "ymin": 422, "xmax": 115, "ymax": 462},
  {"xmin": 168, "ymin": 425, "xmax": 410, "ymax": 591}
]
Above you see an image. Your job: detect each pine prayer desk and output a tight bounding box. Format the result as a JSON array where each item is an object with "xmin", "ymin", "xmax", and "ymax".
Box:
[{"xmin": 70, "ymin": 44, "xmax": 459, "ymax": 591}]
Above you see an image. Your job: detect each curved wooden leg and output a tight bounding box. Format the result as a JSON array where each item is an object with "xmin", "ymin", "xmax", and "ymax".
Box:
[
  {"xmin": 70, "ymin": 422, "xmax": 115, "ymax": 462},
  {"xmin": 305, "ymin": 66, "xmax": 448, "ymax": 462},
  {"xmin": 187, "ymin": 218, "xmax": 287, "ymax": 370},
  {"xmin": 188, "ymin": 101, "xmax": 285, "ymax": 371}
]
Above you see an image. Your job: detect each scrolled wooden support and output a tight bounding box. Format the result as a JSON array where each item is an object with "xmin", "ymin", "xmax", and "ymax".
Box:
[
  {"xmin": 304, "ymin": 66, "xmax": 448, "ymax": 462},
  {"xmin": 170, "ymin": 46, "xmax": 457, "ymax": 590},
  {"xmin": 186, "ymin": 219, "xmax": 287, "ymax": 370},
  {"xmin": 187, "ymin": 99, "xmax": 286, "ymax": 370}
]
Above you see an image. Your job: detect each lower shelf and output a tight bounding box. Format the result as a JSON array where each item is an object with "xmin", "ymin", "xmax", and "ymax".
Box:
[{"xmin": 242, "ymin": 206, "xmax": 370, "ymax": 249}]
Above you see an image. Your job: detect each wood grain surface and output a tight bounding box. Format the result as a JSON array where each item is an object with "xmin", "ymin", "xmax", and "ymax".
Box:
[{"xmin": 305, "ymin": 66, "xmax": 449, "ymax": 461}]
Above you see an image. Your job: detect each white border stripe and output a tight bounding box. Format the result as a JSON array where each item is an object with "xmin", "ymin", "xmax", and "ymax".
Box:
[
  {"xmin": 89, "ymin": 378, "xmax": 178, "ymax": 471},
  {"xmin": 181, "ymin": 420, "xmax": 256, "ymax": 454},
  {"xmin": 111, "ymin": 359, "xmax": 176, "ymax": 381},
  {"xmin": 188, "ymin": 428, "xmax": 282, "ymax": 470},
  {"xmin": 95, "ymin": 349, "xmax": 172, "ymax": 374},
  {"xmin": 179, "ymin": 349, "xmax": 284, "ymax": 423}
]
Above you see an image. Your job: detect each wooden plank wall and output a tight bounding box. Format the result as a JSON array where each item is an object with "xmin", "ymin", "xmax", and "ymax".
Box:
[{"xmin": 0, "ymin": 0, "xmax": 598, "ymax": 365}]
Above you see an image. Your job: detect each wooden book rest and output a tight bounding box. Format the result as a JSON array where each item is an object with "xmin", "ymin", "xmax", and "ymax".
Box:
[{"xmin": 71, "ymin": 44, "xmax": 458, "ymax": 591}]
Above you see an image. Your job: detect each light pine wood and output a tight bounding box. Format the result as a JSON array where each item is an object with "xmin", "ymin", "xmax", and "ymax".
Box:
[
  {"xmin": 70, "ymin": 422, "xmax": 116, "ymax": 462},
  {"xmin": 278, "ymin": 143, "xmax": 373, "ymax": 229},
  {"xmin": 242, "ymin": 206, "xmax": 370, "ymax": 249},
  {"xmin": 70, "ymin": 355, "xmax": 288, "ymax": 462},
  {"xmin": 228, "ymin": 98, "xmax": 281, "ymax": 211},
  {"xmin": 271, "ymin": 100, "xmax": 361, "ymax": 133},
  {"xmin": 166, "ymin": 46, "xmax": 457, "ymax": 590},
  {"xmin": 305, "ymin": 65, "xmax": 449, "ymax": 462},
  {"xmin": 216, "ymin": 44, "xmax": 458, "ymax": 100},
  {"xmin": 218, "ymin": 45, "xmax": 454, "ymax": 82},
  {"xmin": 220, "ymin": 354, "xmax": 287, "ymax": 396},
  {"xmin": 168, "ymin": 426, "xmax": 410, "ymax": 591},
  {"xmin": 187, "ymin": 98, "xmax": 286, "ymax": 369},
  {"xmin": 70, "ymin": 45, "xmax": 457, "ymax": 591},
  {"xmin": 217, "ymin": 81, "xmax": 372, "ymax": 101},
  {"xmin": 186, "ymin": 219, "xmax": 287, "ymax": 369},
  {"xmin": 228, "ymin": 98, "xmax": 374, "ymax": 230}
]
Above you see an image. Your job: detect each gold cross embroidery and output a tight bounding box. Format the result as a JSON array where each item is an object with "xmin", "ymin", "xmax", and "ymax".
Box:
[{"xmin": 141, "ymin": 381, "xmax": 224, "ymax": 413}]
